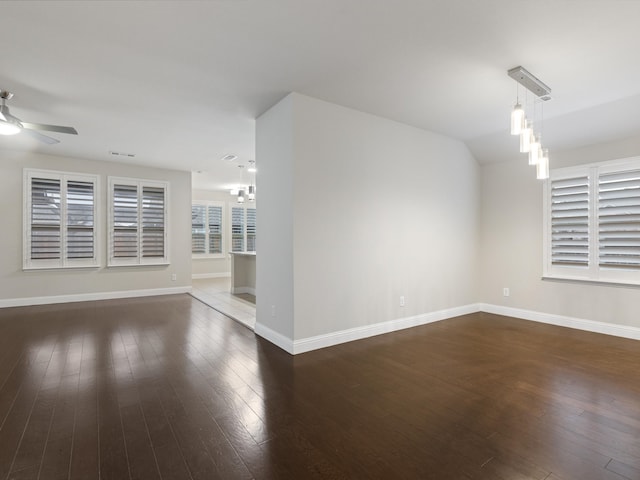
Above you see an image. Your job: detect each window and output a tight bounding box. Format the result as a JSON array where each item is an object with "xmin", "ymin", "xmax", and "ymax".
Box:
[
  {"xmin": 246, "ymin": 207, "xmax": 256, "ymax": 252},
  {"xmin": 24, "ymin": 169, "xmax": 99, "ymax": 269},
  {"xmin": 231, "ymin": 205, "xmax": 257, "ymax": 252},
  {"xmin": 544, "ymin": 157, "xmax": 640, "ymax": 285},
  {"xmin": 192, "ymin": 202, "xmax": 223, "ymax": 256},
  {"xmin": 108, "ymin": 177, "xmax": 169, "ymax": 266}
]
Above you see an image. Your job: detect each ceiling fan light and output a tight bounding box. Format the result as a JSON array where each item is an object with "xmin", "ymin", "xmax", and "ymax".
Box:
[
  {"xmin": 510, "ymin": 103, "xmax": 525, "ymax": 135},
  {"xmin": 0, "ymin": 119, "xmax": 21, "ymax": 135}
]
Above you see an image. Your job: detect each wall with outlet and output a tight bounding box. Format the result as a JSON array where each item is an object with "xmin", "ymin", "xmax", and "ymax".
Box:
[
  {"xmin": 0, "ymin": 150, "xmax": 192, "ymax": 306},
  {"xmin": 256, "ymin": 93, "xmax": 480, "ymax": 346},
  {"xmin": 480, "ymin": 134, "xmax": 640, "ymax": 328}
]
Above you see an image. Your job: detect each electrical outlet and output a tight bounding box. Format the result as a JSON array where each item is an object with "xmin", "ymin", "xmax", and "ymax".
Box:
[
  {"xmin": 400, "ymin": 296, "xmax": 405, "ymax": 307},
  {"xmin": 171, "ymin": 273, "xmax": 177, "ymax": 281},
  {"xmin": 503, "ymin": 287, "xmax": 510, "ymax": 297}
]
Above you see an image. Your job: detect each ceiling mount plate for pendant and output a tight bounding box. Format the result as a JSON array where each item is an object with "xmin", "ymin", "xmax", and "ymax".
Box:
[{"xmin": 508, "ymin": 66, "xmax": 552, "ymax": 101}]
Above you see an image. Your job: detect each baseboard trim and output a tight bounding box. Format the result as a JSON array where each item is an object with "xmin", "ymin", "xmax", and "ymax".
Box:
[
  {"xmin": 254, "ymin": 322, "xmax": 295, "ymax": 354},
  {"xmin": 0, "ymin": 286, "xmax": 192, "ymax": 309},
  {"xmin": 479, "ymin": 303, "xmax": 640, "ymax": 341},
  {"xmin": 192, "ymin": 272, "xmax": 231, "ymax": 279},
  {"xmin": 292, "ymin": 303, "xmax": 480, "ymax": 354},
  {"xmin": 255, "ymin": 304, "xmax": 480, "ymax": 356},
  {"xmin": 231, "ymin": 286, "xmax": 256, "ymax": 295}
]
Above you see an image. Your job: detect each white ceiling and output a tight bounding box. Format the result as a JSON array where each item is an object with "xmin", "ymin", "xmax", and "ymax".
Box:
[{"xmin": 2, "ymin": 0, "xmax": 640, "ymax": 191}]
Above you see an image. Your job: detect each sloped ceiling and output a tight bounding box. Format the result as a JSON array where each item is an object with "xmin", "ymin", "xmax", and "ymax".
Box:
[{"xmin": 1, "ymin": 0, "xmax": 640, "ymax": 190}]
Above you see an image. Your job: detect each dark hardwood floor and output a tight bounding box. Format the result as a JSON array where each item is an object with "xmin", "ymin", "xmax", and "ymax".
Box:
[{"xmin": 0, "ymin": 295, "xmax": 639, "ymax": 479}]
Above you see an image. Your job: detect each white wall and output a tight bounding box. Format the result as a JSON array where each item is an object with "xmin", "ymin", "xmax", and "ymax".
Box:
[
  {"xmin": 0, "ymin": 150, "xmax": 192, "ymax": 306},
  {"xmin": 256, "ymin": 93, "xmax": 480, "ymax": 348},
  {"xmin": 255, "ymin": 94, "xmax": 295, "ymax": 340},
  {"xmin": 480, "ymin": 134, "xmax": 640, "ymax": 328}
]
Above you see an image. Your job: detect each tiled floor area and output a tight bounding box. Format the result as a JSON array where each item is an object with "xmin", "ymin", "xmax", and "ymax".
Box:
[{"xmin": 191, "ymin": 277, "xmax": 256, "ymax": 330}]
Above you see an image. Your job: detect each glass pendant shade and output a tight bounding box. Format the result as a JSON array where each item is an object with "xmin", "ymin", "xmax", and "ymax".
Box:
[
  {"xmin": 237, "ymin": 189, "xmax": 245, "ymax": 203},
  {"xmin": 537, "ymin": 149, "xmax": 549, "ymax": 179},
  {"xmin": 248, "ymin": 185, "xmax": 255, "ymax": 201},
  {"xmin": 510, "ymin": 103, "xmax": 525, "ymax": 135},
  {"xmin": 529, "ymin": 135, "xmax": 541, "ymax": 165},
  {"xmin": 520, "ymin": 122, "xmax": 532, "ymax": 153}
]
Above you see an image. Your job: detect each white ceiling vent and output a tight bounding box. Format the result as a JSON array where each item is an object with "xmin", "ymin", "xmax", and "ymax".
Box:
[{"xmin": 109, "ymin": 151, "xmax": 136, "ymax": 158}]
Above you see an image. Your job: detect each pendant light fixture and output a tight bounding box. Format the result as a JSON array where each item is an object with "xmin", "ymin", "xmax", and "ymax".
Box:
[
  {"xmin": 510, "ymin": 84, "xmax": 525, "ymax": 135},
  {"xmin": 520, "ymin": 120, "xmax": 532, "ymax": 153},
  {"xmin": 231, "ymin": 161, "xmax": 256, "ymax": 203},
  {"xmin": 247, "ymin": 160, "xmax": 256, "ymax": 202},
  {"xmin": 510, "ymin": 104, "xmax": 525, "ymax": 135},
  {"xmin": 537, "ymin": 149, "xmax": 549, "ymax": 180},
  {"xmin": 237, "ymin": 165, "xmax": 246, "ymax": 203},
  {"xmin": 508, "ymin": 66, "xmax": 552, "ymax": 180},
  {"xmin": 529, "ymin": 135, "xmax": 541, "ymax": 165}
]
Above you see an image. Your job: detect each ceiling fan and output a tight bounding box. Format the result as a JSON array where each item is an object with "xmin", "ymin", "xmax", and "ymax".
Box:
[{"xmin": 0, "ymin": 90, "xmax": 78, "ymax": 144}]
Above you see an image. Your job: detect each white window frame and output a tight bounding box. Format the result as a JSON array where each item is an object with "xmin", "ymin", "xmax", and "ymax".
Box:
[
  {"xmin": 23, "ymin": 169, "xmax": 99, "ymax": 270},
  {"xmin": 108, "ymin": 176, "xmax": 169, "ymax": 267},
  {"xmin": 543, "ymin": 156, "xmax": 640, "ymax": 286},
  {"xmin": 230, "ymin": 204, "xmax": 256, "ymax": 253},
  {"xmin": 192, "ymin": 201, "xmax": 225, "ymax": 258}
]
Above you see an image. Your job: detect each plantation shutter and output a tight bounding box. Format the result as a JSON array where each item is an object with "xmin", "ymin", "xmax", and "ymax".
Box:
[
  {"xmin": 109, "ymin": 178, "xmax": 168, "ymax": 265},
  {"xmin": 231, "ymin": 207, "xmax": 245, "ymax": 252},
  {"xmin": 25, "ymin": 170, "xmax": 98, "ymax": 269},
  {"xmin": 246, "ymin": 207, "xmax": 256, "ymax": 252},
  {"xmin": 30, "ymin": 177, "xmax": 61, "ymax": 260},
  {"xmin": 66, "ymin": 181, "xmax": 95, "ymax": 259},
  {"xmin": 550, "ymin": 175, "xmax": 590, "ymax": 266},
  {"xmin": 113, "ymin": 184, "xmax": 139, "ymax": 258},
  {"xmin": 192, "ymin": 204, "xmax": 206, "ymax": 254},
  {"xmin": 142, "ymin": 186, "xmax": 165, "ymax": 258},
  {"xmin": 598, "ymin": 169, "xmax": 640, "ymax": 269},
  {"xmin": 208, "ymin": 205, "xmax": 223, "ymax": 254}
]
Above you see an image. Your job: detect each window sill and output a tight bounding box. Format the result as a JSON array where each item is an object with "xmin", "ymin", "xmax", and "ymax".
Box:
[
  {"xmin": 107, "ymin": 262, "xmax": 170, "ymax": 268},
  {"xmin": 23, "ymin": 264, "xmax": 100, "ymax": 271},
  {"xmin": 192, "ymin": 254, "xmax": 225, "ymax": 260},
  {"xmin": 542, "ymin": 275, "xmax": 640, "ymax": 288}
]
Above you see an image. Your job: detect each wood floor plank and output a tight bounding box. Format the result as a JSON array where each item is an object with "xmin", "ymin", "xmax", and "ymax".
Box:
[
  {"xmin": 0, "ymin": 338, "xmax": 57, "ymax": 479},
  {"xmin": 606, "ymin": 458, "xmax": 640, "ymax": 479},
  {"xmin": 10, "ymin": 384, "xmax": 58, "ymax": 474},
  {"xmin": 2, "ymin": 297, "xmax": 640, "ymax": 479},
  {"xmin": 38, "ymin": 435, "xmax": 73, "ymax": 480},
  {"xmin": 120, "ymin": 404, "xmax": 161, "ymax": 480},
  {"xmin": 96, "ymin": 355, "xmax": 131, "ymax": 480},
  {"xmin": 68, "ymin": 331, "xmax": 99, "ymax": 480}
]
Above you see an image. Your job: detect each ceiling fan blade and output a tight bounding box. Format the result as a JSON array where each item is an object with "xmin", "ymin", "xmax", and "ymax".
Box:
[
  {"xmin": 21, "ymin": 128, "xmax": 60, "ymax": 145},
  {"xmin": 21, "ymin": 122, "xmax": 78, "ymax": 135}
]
